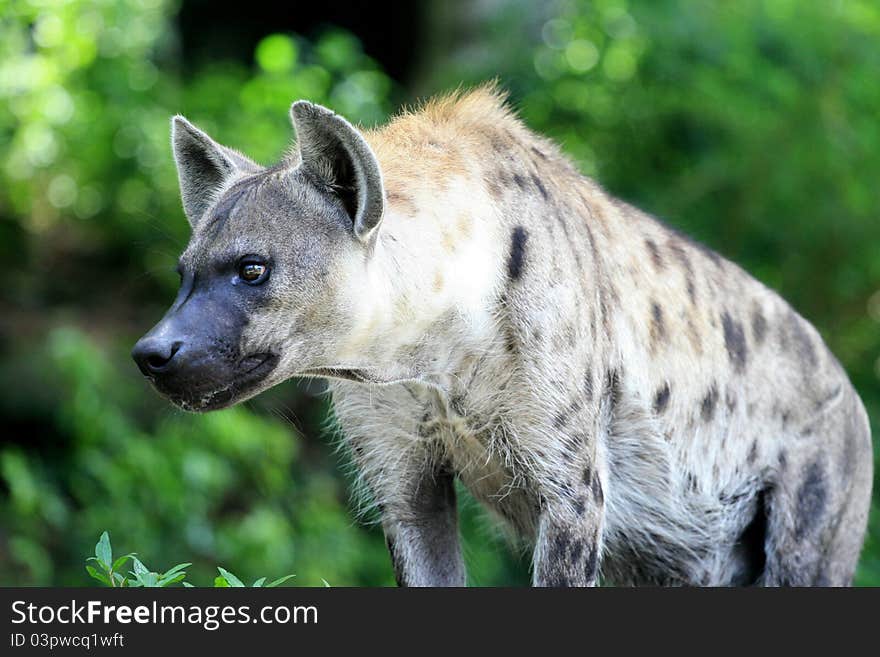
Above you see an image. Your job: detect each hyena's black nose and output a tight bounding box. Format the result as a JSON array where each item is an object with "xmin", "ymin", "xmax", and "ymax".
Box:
[{"xmin": 132, "ymin": 337, "xmax": 183, "ymax": 376}]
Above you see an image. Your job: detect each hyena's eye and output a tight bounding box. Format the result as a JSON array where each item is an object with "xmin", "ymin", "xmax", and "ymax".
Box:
[{"xmin": 238, "ymin": 258, "xmax": 270, "ymax": 285}]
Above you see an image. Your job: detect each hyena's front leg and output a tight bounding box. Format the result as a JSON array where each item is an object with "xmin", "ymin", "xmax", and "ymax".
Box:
[
  {"xmin": 498, "ymin": 385, "xmax": 605, "ymax": 586},
  {"xmin": 335, "ymin": 384, "xmax": 465, "ymax": 586},
  {"xmin": 381, "ymin": 462, "xmax": 465, "ymax": 587},
  {"xmin": 533, "ymin": 459, "xmax": 606, "ymax": 587},
  {"xmin": 505, "ymin": 385, "xmax": 607, "ymax": 586}
]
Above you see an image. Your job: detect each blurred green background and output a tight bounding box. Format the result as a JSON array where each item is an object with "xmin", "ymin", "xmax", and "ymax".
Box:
[{"xmin": 1, "ymin": 0, "xmax": 878, "ymax": 586}]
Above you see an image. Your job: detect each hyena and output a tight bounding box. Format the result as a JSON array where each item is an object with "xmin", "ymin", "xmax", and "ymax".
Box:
[{"xmin": 133, "ymin": 85, "xmax": 873, "ymax": 586}]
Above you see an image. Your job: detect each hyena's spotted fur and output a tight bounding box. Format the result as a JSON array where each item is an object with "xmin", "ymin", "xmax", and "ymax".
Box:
[{"xmin": 330, "ymin": 86, "xmax": 872, "ymax": 586}]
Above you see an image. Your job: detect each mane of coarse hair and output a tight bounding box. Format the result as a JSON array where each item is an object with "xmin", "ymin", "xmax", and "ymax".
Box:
[
  {"xmin": 366, "ymin": 81, "xmax": 523, "ymax": 151},
  {"xmin": 396, "ymin": 81, "xmax": 516, "ymax": 130},
  {"xmin": 363, "ymin": 81, "xmax": 575, "ymax": 194}
]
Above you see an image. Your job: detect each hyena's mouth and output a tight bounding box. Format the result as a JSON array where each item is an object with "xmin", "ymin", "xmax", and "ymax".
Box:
[
  {"xmin": 165, "ymin": 352, "xmax": 280, "ymax": 412},
  {"xmin": 298, "ymin": 367, "xmax": 386, "ymax": 384},
  {"xmin": 299, "ymin": 368, "xmax": 372, "ymax": 383}
]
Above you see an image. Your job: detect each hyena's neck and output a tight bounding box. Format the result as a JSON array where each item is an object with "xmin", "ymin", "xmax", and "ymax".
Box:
[
  {"xmin": 332, "ymin": 89, "xmax": 535, "ymax": 383},
  {"xmin": 336, "ymin": 85, "xmax": 620, "ymax": 387},
  {"xmin": 336, "ymin": 171, "xmax": 504, "ymax": 385}
]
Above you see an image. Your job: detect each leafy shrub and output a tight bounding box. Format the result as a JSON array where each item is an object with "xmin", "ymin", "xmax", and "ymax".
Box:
[{"xmin": 86, "ymin": 531, "xmax": 296, "ymax": 587}]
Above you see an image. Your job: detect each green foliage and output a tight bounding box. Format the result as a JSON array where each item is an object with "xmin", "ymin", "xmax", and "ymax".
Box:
[{"xmin": 84, "ymin": 531, "xmax": 293, "ymax": 587}]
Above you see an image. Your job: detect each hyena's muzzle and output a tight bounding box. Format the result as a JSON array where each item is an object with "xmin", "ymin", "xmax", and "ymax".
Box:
[{"xmin": 131, "ymin": 271, "xmax": 278, "ymax": 411}]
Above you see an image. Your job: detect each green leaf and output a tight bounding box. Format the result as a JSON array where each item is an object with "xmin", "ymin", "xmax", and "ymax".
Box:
[
  {"xmin": 112, "ymin": 572, "xmax": 127, "ymax": 587},
  {"xmin": 95, "ymin": 532, "xmax": 112, "ymax": 570},
  {"xmin": 182, "ymin": 582, "xmax": 194, "ymax": 588},
  {"xmin": 160, "ymin": 562, "xmax": 191, "ymax": 580},
  {"xmin": 130, "ymin": 557, "xmax": 150, "ymax": 577},
  {"xmin": 252, "ymin": 577, "xmax": 266, "ymax": 587},
  {"xmin": 86, "ymin": 565, "xmax": 111, "ymax": 586},
  {"xmin": 137, "ymin": 572, "xmax": 159, "ymax": 587},
  {"xmin": 214, "ymin": 576, "xmax": 229, "ymax": 588},
  {"xmin": 112, "ymin": 554, "xmax": 136, "ymax": 572},
  {"xmin": 217, "ymin": 567, "xmax": 245, "ymax": 587},
  {"xmin": 157, "ymin": 563, "xmax": 190, "ymax": 587},
  {"xmin": 158, "ymin": 573, "xmax": 187, "ymax": 587},
  {"xmin": 320, "ymin": 578, "xmax": 331, "ymax": 587},
  {"xmin": 128, "ymin": 558, "xmax": 160, "ymax": 588},
  {"xmin": 266, "ymin": 574, "xmax": 296, "ymax": 587}
]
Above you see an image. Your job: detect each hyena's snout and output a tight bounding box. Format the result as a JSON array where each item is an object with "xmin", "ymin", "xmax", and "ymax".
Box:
[{"xmin": 132, "ymin": 292, "xmax": 278, "ymax": 411}]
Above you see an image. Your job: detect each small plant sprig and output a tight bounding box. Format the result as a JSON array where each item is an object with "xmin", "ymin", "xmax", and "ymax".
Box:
[{"xmin": 86, "ymin": 532, "xmax": 296, "ymax": 588}]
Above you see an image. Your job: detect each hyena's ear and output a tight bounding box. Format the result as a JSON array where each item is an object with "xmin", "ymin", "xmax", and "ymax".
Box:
[
  {"xmin": 171, "ymin": 116, "xmax": 258, "ymax": 229},
  {"xmin": 290, "ymin": 101, "xmax": 385, "ymax": 243}
]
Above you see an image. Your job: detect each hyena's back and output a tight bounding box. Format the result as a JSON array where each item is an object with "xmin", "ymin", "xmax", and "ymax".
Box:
[
  {"xmin": 501, "ymin": 172, "xmax": 874, "ymax": 585},
  {"xmin": 333, "ymin": 86, "xmax": 872, "ymax": 586}
]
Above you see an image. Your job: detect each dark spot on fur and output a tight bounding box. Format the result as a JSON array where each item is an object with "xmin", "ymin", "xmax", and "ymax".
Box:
[
  {"xmin": 669, "ymin": 240, "xmax": 697, "ymax": 304},
  {"xmin": 553, "ymin": 398, "xmax": 582, "ymax": 430},
  {"xmin": 512, "ymin": 173, "xmax": 526, "ymax": 190},
  {"xmin": 747, "ymin": 440, "xmax": 759, "ymax": 464},
  {"xmin": 701, "ymin": 385, "xmax": 719, "ymax": 422},
  {"xmin": 489, "ymin": 134, "xmax": 507, "ymax": 155},
  {"xmin": 794, "ymin": 461, "xmax": 827, "ymax": 540},
  {"xmin": 559, "ymin": 480, "xmax": 575, "ymax": 499},
  {"xmin": 752, "ymin": 307, "xmax": 767, "ymax": 345},
  {"xmin": 725, "ymin": 390, "xmax": 736, "ymax": 413},
  {"xmin": 550, "ymin": 529, "xmax": 572, "ymax": 563},
  {"xmin": 582, "ymin": 465, "xmax": 593, "ymax": 488},
  {"xmin": 530, "ymin": 174, "xmax": 549, "ymax": 199},
  {"xmin": 778, "ymin": 450, "xmax": 788, "ymax": 471},
  {"xmin": 787, "ymin": 312, "xmax": 817, "ymax": 368},
  {"xmin": 721, "ymin": 311, "xmax": 748, "ymax": 372},
  {"xmin": 605, "ymin": 368, "xmax": 622, "ymax": 409},
  {"xmin": 569, "ymin": 540, "xmax": 585, "ymax": 562},
  {"xmin": 584, "ymin": 542, "xmax": 598, "ymax": 582},
  {"xmin": 780, "ymin": 410, "xmax": 791, "ymax": 428},
  {"xmin": 507, "ymin": 226, "xmax": 528, "ymax": 280},
  {"xmin": 485, "ymin": 171, "xmax": 504, "ymax": 199},
  {"xmin": 645, "ymin": 239, "xmax": 663, "ymax": 270},
  {"xmin": 573, "ymin": 496, "xmax": 586, "ymax": 516},
  {"xmin": 653, "ymin": 383, "xmax": 671, "ymax": 414},
  {"xmin": 650, "ymin": 302, "xmax": 666, "ymax": 349},
  {"xmin": 503, "ymin": 325, "xmax": 518, "ymax": 354},
  {"xmin": 591, "ymin": 476, "xmax": 604, "ymax": 504},
  {"xmin": 583, "ymin": 370, "xmax": 594, "ymax": 401},
  {"xmin": 531, "ymin": 145, "xmax": 547, "ymax": 160}
]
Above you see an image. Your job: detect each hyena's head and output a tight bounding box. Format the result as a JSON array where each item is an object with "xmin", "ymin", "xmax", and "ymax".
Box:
[{"xmin": 132, "ymin": 102, "xmax": 385, "ymax": 411}]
